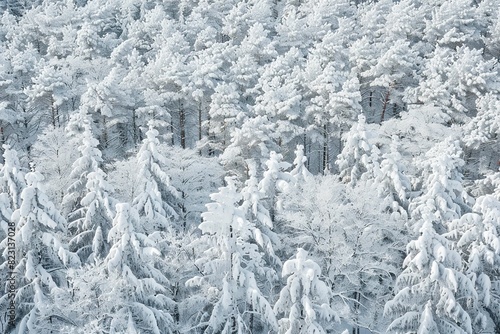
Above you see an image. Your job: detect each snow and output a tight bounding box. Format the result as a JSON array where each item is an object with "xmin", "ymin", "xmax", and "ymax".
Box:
[{"xmin": 1, "ymin": 1, "xmax": 500, "ymax": 333}]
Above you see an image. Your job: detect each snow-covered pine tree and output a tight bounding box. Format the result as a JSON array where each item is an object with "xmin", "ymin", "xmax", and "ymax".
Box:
[
  {"xmin": 335, "ymin": 114, "xmax": 380, "ymax": 186},
  {"xmin": 417, "ymin": 46, "xmax": 499, "ymax": 122},
  {"xmin": 186, "ymin": 27, "xmax": 228, "ymax": 155},
  {"xmin": 240, "ymin": 159, "xmax": 281, "ymax": 288},
  {"xmin": 253, "ymin": 47, "xmax": 305, "ymax": 150},
  {"xmin": 409, "ymin": 137, "xmax": 471, "ymax": 233},
  {"xmin": 289, "ymin": 145, "xmax": 312, "ymax": 183},
  {"xmin": 206, "ymin": 82, "xmax": 244, "ymax": 155},
  {"xmin": 62, "ymin": 110, "xmax": 116, "ymax": 263},
  {"xmin": 300, "ymin": 20, "xmax": 359, "ymax": 173},
  {"xmin": 221, "ymin": 115, "xmax": 279, "ymax": 179},
  {"xmin": 132, "ymin": 123, "xmax": 179, "ymax": 237},
  {"xmin": 446, "ymin": 192, "xmax": 500, "ymax": 331},
  {"xmin": 161, "ymin": 145, "xmax": 224, "ymax": 232},
  {"xmin": 0, "ymin": 145, "xmax": 27, "ymax": 211},
  {"xmin": 187, "ymin": 179, "xmax": 278, "ymax": 333},
  {"xmin": 104, "ymin": 203, "xmax": 174, "ymax": 334},
  {"xmin": 9, "ymin": 171, "xmax": 80, "ymax": 333},
  {"xmin": 384, "ymin": 217, "xmax": 476, "ymax": 334},
  {"xmin": 0, "ymin": 146, "xmax": 26, "ymax": 330},
  {"xmin": 141, "ymin": 17, "xmax": 191, "ymax": 149},
  {"xmin": 463, "ymin": 94, "xmax": 500, "ymax": 174},
  {"xmin": 0, "ymin": 193, "xmax": 12, "ymax": 258},
  {"xmin": 259, "ymin": 151, "xmax": 293, "ymax": 221},
  {"xmin": 274, "ymin": 248, "xmax": 339, "ymax": 334},
  {"xmin": 423, "ymin": 0, "xmax": 484, "ymax": 49},
  {"xmin": 464, "ymin": 93, "xmax": 500, "ymax": 148},
  {"xmin": 31, "ymin": 126, "xmax": 79, "ymax": 206},
  {"xmin": 373, "ymin": 135, "xmax": 411, "ymax": 219},
  {"xmin": 78, "ymin": 65, "xmax": 134, "ymax": 156},
  {"xmin": 229, "ymin": 22, "xmax": 277, "ymax": 102}
]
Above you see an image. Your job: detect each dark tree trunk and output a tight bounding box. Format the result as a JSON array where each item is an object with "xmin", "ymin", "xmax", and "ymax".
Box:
[
  {"xmin": 180, "ymin": 103, "xmax": 186, "ymax": 149},
  {"xmin": 132, "ymin": 108, "xmax": 138, "ymax": 144},
  {"xmin": 323, "ymin": 123, "xmax": 328, "ymax": 173},
  {"xmin": 102, "ymin": 114, "xmax": 108, "ymax": 150},
  {"xmin": 380, "ymin": 89, "xmax": 391, "ymax": 123}
]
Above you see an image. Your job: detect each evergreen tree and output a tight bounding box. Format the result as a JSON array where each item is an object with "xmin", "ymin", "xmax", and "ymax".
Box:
[
  {"xmin": 446, "ymin": 193, "xmax": 500, "ymax": 331},
  {"xmin": 417, "ymin": 46, "xmax": 499, "ymax": 122},
  {"xmin": 0, "ymin": 145, "xmax": 26, "ymax": 210},
  {"xmin": 274, "ymin": 248, "xmax": 339, "ymax": 334},
  {"xmin": 162, "ymin": 146, "xmax": 224, "ymax": 232},
  {"xmin": 31, "ymin": 126, "xmax": 79, "ymax": 206},
  {"xmin": 206, "ymin": 82, "xmax": 244, "ymax": 155},
  {"xmin": 278, "ymin": 174, "xmax": 404, "ymax": 333},
  {"xmin": 373, "ymin": 136, "xmax": 411, "ymax": 219},
  {"xmin": 9, "ymin": 171, "xmax": 80, "ymax": 333},
  {"xmin": 384, "ymin": 218, "xmax": 475, "ymax": 334},
  {"xmin": 105, "ymin": 203, "xmax": 174, "ymax": 334},
  {"xmin": 287, "ymin": 145, "xmax": 312, "ymax": 185},
  {"xmin": 409, "ymin": 137, "xmax": 471, "ymax": 232},
  {"xmin": 62, "ymin": 110, "xmax": 116, "ymax": 263},
  {"xmin": 259, "ymin": 151, "xmax": 293, "ymax": 221},
  {"xmin": 240, "ymin": 159, "xmax": 281, "ymax": 287},
  {"xmin": 132, "ymin": 123, "xmax": 179, "ymax": 236},
  {"xmin": 301, "ymin": 23, "xmax": 361, "ymax": 172},
  {"xmin": 187, "ymin": 179, "xmax": 278, "ymax": 333},
  {"xmin": 0, "ymin": 146, "xmax": 26, "ymax": 331},
  {"xmin": 253, "ymin": 47, "xmax": 305, "ymax": 150},
  {"xmin": 229, "ymin": 22, "xmax": 277, "ymax": 101},
  {"xmin": 221, "ymin": 115, "xmax": 279, "ymax": 179},
  {"xmin": 423, "ymin": 0, "xmax": 483, "ymax": 49},
  {"xmin": 335, "ymin": 114, "xmax": 380, "ymax": 186}
]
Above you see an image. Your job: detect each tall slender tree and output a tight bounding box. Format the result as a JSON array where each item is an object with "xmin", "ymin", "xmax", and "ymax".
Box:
[
  {"xmin": 187, "ymin": 179, "xmax": 278, "ymax": 333},
  {"xmin": 62, "ymin": 110, "xmax": 116, "ymax": 263},
  {"xmin": 10, "ymin": 171, "xmax": 80, "ymax": 333}
]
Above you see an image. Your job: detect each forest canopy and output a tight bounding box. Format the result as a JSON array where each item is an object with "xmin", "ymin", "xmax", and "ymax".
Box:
[{"xmin": 0, "ymin": 0, "xmax": 500, "ymax": 333}]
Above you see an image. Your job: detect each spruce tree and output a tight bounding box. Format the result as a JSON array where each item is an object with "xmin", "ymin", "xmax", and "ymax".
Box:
[
  {"xmin": 132, "ymin": 123, "xmax": 179, "ymax": 236},
  {"xmin": 385, "ymin": 218, "xmax": 475, "ymax": 334},
  {"xmin": 63, "ymin": 110, "xmax": 116, "ymax": 263},
  {"xmin": 274, "ymin": 248, "xmax": 339, "ymax": 334},
  {"xmin": 105, "ymin": 203, "xmax": 174, "ymax": 334},
  {"xmin": 187, "ymin": 179, "xmax": 278, "ymax": 333},
  {"xmin": 10, "ymin": 171, "xmax": 80, "ymax": 333}
]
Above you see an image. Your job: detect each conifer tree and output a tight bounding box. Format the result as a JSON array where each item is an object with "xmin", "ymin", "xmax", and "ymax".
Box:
[
  {"xmin": 335, "ymin": 114, "xmax": 380, "ymax": 186},
  {"xmin": 221, "ymin": 115, "xmax": 279, "ymax": 178},
  {"xmin": 417, "ymin": 46, "xmax": 499, "ymax": 122},
  {"xmin": 289, "ymin": 145, "xmax": 312, "ymax": 183},
  {"xmin": 274, "ymin": 248, "xmax": 339, "ymax": 334},
  {"xmin": 105, "ymin": 203, "xmax": 174, "ymax": 334},
  {"xmin": 132, "ymin": 123, "xmax": 179, "ymax": 236},
  {"xmin": 0, "ymin": 146, "xmax": 26, "ymax": 331},
  {"xmin": 385, "ymin": 218, "xmax": 475, "ymax": 334},
  {"xmin": 462, "ymin": 94, "xmax": 500, "ymax": 173},
  {"xmin": 62, "ymin": 110, "xmax": 116, "ymax": 263},
  {"xmin": 229, "ymin": 22, "xmax": 277, "ymax": 101},
  {"xmin": 253, "ymin": 47, "xmax": 305, "ymax": 149},
  {"xmin": 409, "ymin": 137, "xmax": 471, "ymax": 232},
  {"xmin": 374, "ymin": 136, "xmax": 411, "ymax": 219},
  {"xmin": 259, "ymin": 151, "xmax": 293, "ymax": 221},
  {"xmin": 240, "ymin": 159, "xmax": 281, "ymax": 286},
  {"xmin": 0, "ymin": 145, "xmax": 26, "ymax": 211},
  {"xmin": 10, "ymin": 171, "xmax": 80, "ymax": 333},
  {"xmin": 187, "ymin": 179, "xmax": 278, "ymax": 333},
  {"xmin": 206, "ymin": 82, "xmax": 244, "ymax": 155},
  {"xmin": 446, "ymin": 192, "xmax": 500, "ymax": 331}
]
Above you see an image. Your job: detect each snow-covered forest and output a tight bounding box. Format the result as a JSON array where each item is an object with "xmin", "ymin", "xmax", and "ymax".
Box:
[{"xmin": 0, "ymin": 0, "xmax": 499, "ymax": 333}]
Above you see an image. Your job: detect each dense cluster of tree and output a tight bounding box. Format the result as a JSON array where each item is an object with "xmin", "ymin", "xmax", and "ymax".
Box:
[{"xmin": 0, "ymin": 0, "xmax": 499, "ymax": 333}]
